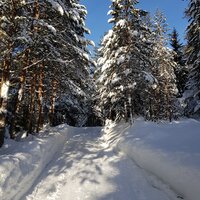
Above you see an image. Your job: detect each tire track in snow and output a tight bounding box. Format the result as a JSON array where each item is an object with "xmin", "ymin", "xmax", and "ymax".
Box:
[{"xmin": 22, "ymin": 127, "xmax": 179, "ymax": 200}]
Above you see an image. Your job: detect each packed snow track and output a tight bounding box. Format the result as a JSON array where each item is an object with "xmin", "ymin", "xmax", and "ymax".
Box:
[{"xmin": 22, "ymin": 127, "xmax": 178, "ymax": 200}]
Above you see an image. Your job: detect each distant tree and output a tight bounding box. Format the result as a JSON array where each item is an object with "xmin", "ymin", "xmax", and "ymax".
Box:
[
  {"xmin": 184, "ymin": 0, "xmax": 200, "ymax": 116},
  {"xmin": 170, "ymin": 28, "xmax": 188, "ymax": 97},
  {"xmin": 148, "ymin": 10, "xmax": 178, "ymax": 121}
]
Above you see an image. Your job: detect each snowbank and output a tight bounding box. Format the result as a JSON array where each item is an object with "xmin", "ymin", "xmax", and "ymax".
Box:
[
  {"xmin": 1, "ymin": 119, "xmax": 200, "ymax": 200},
  {"xmin": 103, "ymin": 118, "xmax": 200, "ymax": 200},
  {"xmin": 0, "ymin": 124, "xmax": 70, "ymax": 200}
]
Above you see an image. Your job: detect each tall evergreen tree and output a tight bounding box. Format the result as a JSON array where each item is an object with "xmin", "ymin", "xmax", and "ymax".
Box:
[
  {"xmin": 170, "ymin": 28, "xmax": 187, "ymax": 97},
  {"xmin": 0, "ymin": 0, "xmax": 92, "ymax": 146},
  {"xmin": 96, "ymin": 0, "xmax": 153, "ymax": 122},
  {"xmin": 185, "ymin": 0, "xmax": 200, "ymax": 116},
  {"xmin": 0, "ymin": 0, "xmax": 30, "ymax": 146},
  {"xmin": 149, "ymin": 10, "xmax": 178, "ymax": 121}
]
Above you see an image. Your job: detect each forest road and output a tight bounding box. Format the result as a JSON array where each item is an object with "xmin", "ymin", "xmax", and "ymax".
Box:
[{"xmin": 22, "ymin": 127, "xmax": 179, "ymax": 200}]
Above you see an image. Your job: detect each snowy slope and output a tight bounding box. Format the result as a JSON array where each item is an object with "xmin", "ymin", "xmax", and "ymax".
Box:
[
  {"xmin": 0, "ymin": 125, "xmax": 70, "ymax": 200},
  {"xmin": 104, "ymin": 118, "xmax": 200, "ymax": 200}
]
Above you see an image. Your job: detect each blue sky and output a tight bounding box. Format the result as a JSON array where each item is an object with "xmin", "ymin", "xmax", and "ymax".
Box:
[{"xmin": 80, "ymin": 0, "xmax": 188, "ymax": 49}]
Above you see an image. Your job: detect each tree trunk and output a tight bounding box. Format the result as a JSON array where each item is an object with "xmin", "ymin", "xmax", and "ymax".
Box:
[
  {"xmin": 128, "ymin": 94, "xmax": 133, "ymax": 125},
  {"xmin": 124, "ymin": 100, "xmax": 128, "ymax": 122},
  {"xmin": 27, "ymin": 70, "xmax": 37, "ymax": 135},
  {"xmin": 36, "ymin": 63, "xmax": 44, "ymax": 133},
  {"xmin": 0, "ymin": 58, "xmax": 10, "ymax": 147},
  {"xmin": 49, "ymin": 80, "xmax": 57, "ymax": 126},
  {"xmin": 9, "ymin": 50, "xmax": 29, "ymax": 138},
  {"xmin": 31, "ymin": 0, "xmax": 39, "ymax": 31}
]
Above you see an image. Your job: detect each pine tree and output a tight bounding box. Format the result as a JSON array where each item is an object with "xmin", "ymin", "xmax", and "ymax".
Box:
[
  {"xmin": 24, "ymin": 0, "xmax": 93, "ymax": 128},
  {"xmin": 185, "ymin": 0, "xmax": 200, "ymax": 116},
  {"xmin": 53, "ymin": 0, "xmax": 93, "ymax": 127},
  {"xmin": 96, "ymin": 0, "xmax": 153, "ymax": 122},
  {"xmin": 148, "ymin": 10, "xmax": 178, "ymax": 121},
  {"xmin": 170, "ymin": 28, "xmax": 187, "ymax": 97},
  {"xmin": 0, "ymin": 0, "xmax": 92, "ymax": 146},
  {"xmin": 0, "ymin": 0, "xmax": 30, "ymax": 145}
]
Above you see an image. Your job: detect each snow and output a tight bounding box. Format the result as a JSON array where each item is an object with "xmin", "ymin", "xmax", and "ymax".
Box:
[
  {"xmin": 89, "ymin": 40, "xmax": 95, "ymax": 47},
  {"xmin": 108, "ymin": 18, "xmax": 115, "ymax": 23},
  {"xmin": 0, "ymin": 81, "xmax": 9, "ymax": 99},
  {"xmin": 39, "ymin": 20, "xmax": 57, "ymax": 35},
  {"xmin": 104, "ymin": 118, "xmax": 200, "ymax": 200},
  {"xmin": 47, "ymin": 0, "xmax": 64, "ymax": 16},
  {"xmin": 102, "ymin": 29, "xmax": 113, "ymax": 44},
  {"xmin": 107, "ymin": 9, "xmax": 114, "ymax": 15},
  {"xmin": 18, "ymin": 88, "xmax": 23, "ymax": 101},
  {"xmin": 124, "ymin": 68, "xmax": 131, "ymax": 76},
  {"xmin": 0, "ymin": 125, "xmax": 70, "ymax": 200},
  {"xmin": 84, "ymin": 27, "xmax": 91, "ymax": 34},
  {"xmin": 142, "ymin": 71, "xmax": 158, "ymax": 87},
  {"xmin": 101, "ymin": 60, "xmax": 112, "ymax": 72},
  {"xmin": 132, "ymin": 30, "xmax": 139, "ymax": 36},
  {"xmin": 1, "ymin": 118, "xmax": 200, "ymax": 200},
  {"xmin": 127, "ymin": 82, "xmax": 137, "ymax": 89},
  {"xmin": 116, "ymin": 19, "xmax": 127, "ymax": 28},
  {"xmin": 82, "ymin": 52, "xmax": 90, "ymax": 61},
  {"xmin": 117, "ymin": 55, "xmax": 125, "ymax": 64},
  {"xmin": 111, "ymin": 76, "xmax": 121, "ymax": 84},
  {"xmin": 22, "ymin": 127, "xmax": 176, "ymax": 200}
]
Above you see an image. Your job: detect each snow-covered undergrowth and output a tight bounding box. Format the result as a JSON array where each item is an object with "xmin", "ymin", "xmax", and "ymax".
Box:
[
  {"xmin": 0, "ymin": 124, "xmax": 70, "ymax": 200},
  {"xmin": 103, "ymin": 118, "xmax": 200, "ymax": 200}
]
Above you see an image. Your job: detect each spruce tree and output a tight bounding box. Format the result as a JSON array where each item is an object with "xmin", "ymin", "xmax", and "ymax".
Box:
[
  {"xmin": 170, "ymin": 28, "xmax": 187, "ymax": 97},
  {"xmin": 96, "ymin": 0, "xmax": 153, "ymax": 122},
  {"xmin": 149, "ymin": 10, "xmax": 178, "ymax": 121},
  {"xmin": 185, "ymin": 0, "xmax": 200, "ymax": 116}
]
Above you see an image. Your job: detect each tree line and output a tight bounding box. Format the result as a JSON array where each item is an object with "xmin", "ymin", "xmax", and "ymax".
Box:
[
  {"xmin": 0, "ymin": 0, "xmax": 94, "ymax": 147},
  {"xmin": 0, "ymin": 0, "xmax": 199, "ymax": 147},
  {"xmin": 95, "ymin": 0, "xmax": 199, "ymax": 123}
]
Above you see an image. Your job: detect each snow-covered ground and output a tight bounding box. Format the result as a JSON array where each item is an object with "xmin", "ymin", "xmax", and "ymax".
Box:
[
  {"xmin": 104, "ymin": 118, "xmax": 200, "ymax": 200},
  {"xmin": 0, "ymin": 125, "xmax": 73, "ymax": 200},
  {"xmin": 21, "ymin": 127, "xmax": 177, "ymax": 200},
  {"xmin": 0, "ymin": 118, "xmax": 200, "ymax": 200}
]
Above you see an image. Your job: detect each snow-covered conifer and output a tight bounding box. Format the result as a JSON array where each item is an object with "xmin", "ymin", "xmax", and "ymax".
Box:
[
  {"xmin": 0, "ymin": 0, "xmax": 93, "ymax": 145},
  {"xmin": 184, "ymin": 0, "xmax": 200, "ymax": 116},
  {"xmin": 170, "ymin": 28, "xmax": 188, "ymax": 97},
  {"xmin": 96, "ymin": 0, "xmax": 153, "ymax": 122},
  {"xmin": 149, "ymin": 10, "xmax": 178, "ymax": 121},
  {"xmin": 0, "ymin": 0, "xmax": 30, "ymax": 145}
]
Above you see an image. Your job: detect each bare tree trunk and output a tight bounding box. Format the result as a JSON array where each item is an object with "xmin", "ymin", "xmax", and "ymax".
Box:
[
  {"xmin": 124, "ymin": 100, "xmax": 128, "ymax": 122},
  {"xmin": 9, "ymin": 50, "xmax": 29, "ymax": 138},
  {"xmin": 27, "ymin": 70, "xmax": 37, "ymax": 135},
  {"xmin": 26, "ymin": 0, "xmax": 40, "ymax": 135},
  {"xmin": 36, "ymin": 62, "xmax": 44, "ymax": 133},
  {"xmin": 128, "ymin": 94, "xmax": 133, "ymax": 125},
  {"xmin": 49, "ymin": 80, "xmax": 57, "ymax": 126},
  {"xmin": 150, "ymin": 89, "xmax": 155, "ymax": 121},
  {"xmin": 165, "ymin": 83, "xmax": 172, "ymax": 122},
  {"xmin": 31, "ymin": 0, "xmax": 39, "ymax": 31}
]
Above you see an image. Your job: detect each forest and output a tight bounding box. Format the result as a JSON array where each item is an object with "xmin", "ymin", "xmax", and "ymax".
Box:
[{"xmin": 0, "ymin": 0, "xmax": 199, "ymax": 148}]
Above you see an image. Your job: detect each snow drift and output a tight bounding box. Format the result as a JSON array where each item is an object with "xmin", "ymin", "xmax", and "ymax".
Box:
[
  {"xmin": 0, "ymin": 124, "xmax": 70, "ymax": 200},
  {"xmin": 103, "ymin": 118, "xmax": 200, "ymax": 200}
]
